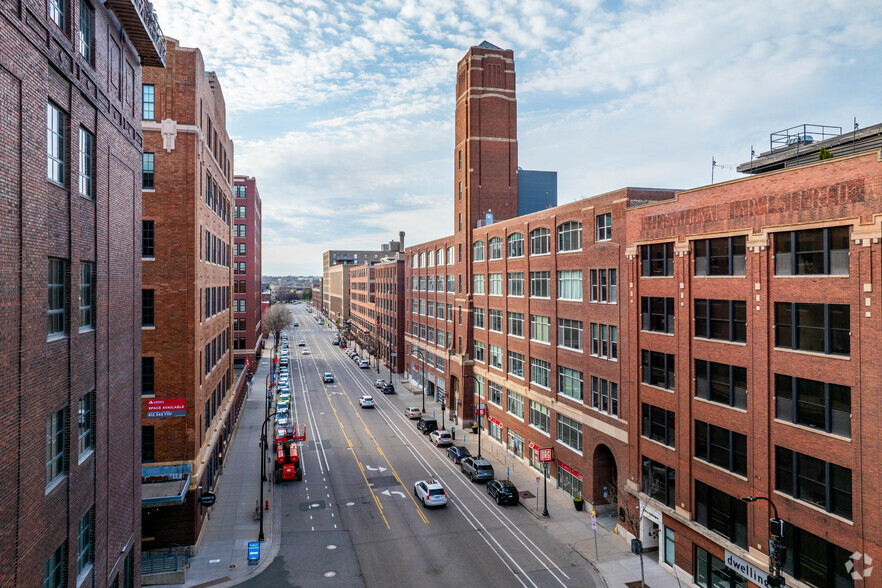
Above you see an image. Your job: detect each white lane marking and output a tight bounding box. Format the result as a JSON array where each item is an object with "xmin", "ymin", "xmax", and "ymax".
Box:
[
  {"xmin": 364, "ymin": 465, "xmax": 387, "ymax": 472},
  {"xmin": 380, "ymin": 490, "xmax": 406, "ymax": 498}
]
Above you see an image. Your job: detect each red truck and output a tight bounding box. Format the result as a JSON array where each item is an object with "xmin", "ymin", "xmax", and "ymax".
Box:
[{"xmin": 274, "ymin": 441, "xmax": 302, "ymax": 482}]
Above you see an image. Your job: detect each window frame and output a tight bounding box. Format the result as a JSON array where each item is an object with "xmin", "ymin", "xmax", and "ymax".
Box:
[
  {"xmin": 78, "ymin": 126, "xmax": 94, "ymax": 198},
  {"xmin": 78, "ymin": 261, "xmax": 94, "ymax": 331},
  {"xmin": 694, "ymin": 359, "xmax": 747, "ymax": 409},
  {"xmin": 47, "ymin": 102, "xmax": 66, "ymax": 185},
  {"xmin": 693, "ymin": 236, "xmax": 746, "ymax": 277},
  {"xmin": 641, "ymin": 297, "xmax": 675, "ymax": 334},
  {"xmin": 48, "ymin": 258, "xmax": 67, "ymax": 338},
  {"xmin": 694, "ymin": 419, "xmax": 748, "ymax": 476},
  {"xmin": 557, "ymin": 221, "xmax": 583, "ymax": 252},
  {"xmin": 640, "ymin": 242, "xmax": 674, "ymax": 277},
  {"xmin": 595, "ymin": 213, "xmax": 612, "ymax": 241},
  {"xmin": 774, "ymin": 374, "xmax": 850, "ymax": 438},
  {"xmin": 694, "ymin": 299, "xmax": 747, "ymax": 343},
  {"xmin": 641, "ymin": 349, "xmax": 675, "ymax": 390},
  {"xmin": 558, "ymin": 366, "xmax": 583, "ymax": 401},
  {"xmin": 774, "ymin": 226, "xmax": 850, "ymax": 276},
  {"xmin": 488, "ymin": 237, "xmax": 503, "ymax": 260},
  {"xmin": 775, "ymin": 446, "xmax": 852, "ymax": 520},
  {"xmin": 507, "ymin": 233, "xmax": 524, "ymax": 258},
  {"xmin": 530, "ymin": 227, "xmax": 551, "ymax": 255},
  {"xmin": 641, "ymin": 403, "xmax": 674, "ymax": 447},
  {"xmin": 774, "ymin": 302, "xmax": 850, "ymax": 356},
  {"xmin": 142, "ymin": 152, "xmax": 155, "ymax": 189},
  {"xmin": 46, "ymin": 408, "xmax": 66, "ymax": 487}
]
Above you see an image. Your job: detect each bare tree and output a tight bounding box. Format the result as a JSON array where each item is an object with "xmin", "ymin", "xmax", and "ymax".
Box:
[
  {"xmin": 606, "ymin": 466, "xmax": 663, "ymax": 588},
  {"xmin": 264, "ymin": 304, "xmax": 294, "ymax": 358}
]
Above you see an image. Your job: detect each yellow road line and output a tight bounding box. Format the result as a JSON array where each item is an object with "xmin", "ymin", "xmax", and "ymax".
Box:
[{"xmin": 312, "ymin": 338, "xmax": 429, "ymax": 525}]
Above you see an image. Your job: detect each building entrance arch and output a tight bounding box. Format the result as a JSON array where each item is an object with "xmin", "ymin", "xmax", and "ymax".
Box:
[{"xmin": 592, "ymin": 444, "xmax": 618, "ymax": 506}]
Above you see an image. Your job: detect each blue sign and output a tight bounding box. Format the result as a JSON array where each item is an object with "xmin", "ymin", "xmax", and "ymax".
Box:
[{"xmin": 248, "ymin": 541, "xmax": 260, "ymax": 564}]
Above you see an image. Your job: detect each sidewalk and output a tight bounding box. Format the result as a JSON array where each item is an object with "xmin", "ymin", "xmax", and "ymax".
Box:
[
  {"xmin": 165, "ymin": 344, "xmax": 282, "ymax": 587},
  {"xmin": 453, "ymin": 428, "xmax": 685, "ymax": 588}
]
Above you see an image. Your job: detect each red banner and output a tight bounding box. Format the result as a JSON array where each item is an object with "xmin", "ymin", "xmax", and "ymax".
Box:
[
  {"xmin": 558, "ymin": 461, "xmax": 582, "ymax": 480},
  {"xmin": 146, "ymin": 398, "xmax": 186, "ymax": 418}
]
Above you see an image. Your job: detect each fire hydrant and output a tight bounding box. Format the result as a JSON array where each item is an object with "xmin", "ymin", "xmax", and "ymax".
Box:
[{"xmin": 265, "ymin": 500, "xmax": 270, "ymax": 510}]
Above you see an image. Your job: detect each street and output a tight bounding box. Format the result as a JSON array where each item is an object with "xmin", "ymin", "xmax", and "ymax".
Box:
[{"xmin": 242, "ymin": 304, "xmax": 601, "ymax": 587}]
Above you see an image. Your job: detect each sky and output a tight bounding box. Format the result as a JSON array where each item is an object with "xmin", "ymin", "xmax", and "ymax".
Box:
[{"xmin": 152, "ymin": 0, "xmax": 882, "ymax": 276}]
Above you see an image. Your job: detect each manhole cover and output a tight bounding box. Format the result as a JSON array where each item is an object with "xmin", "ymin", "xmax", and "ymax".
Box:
[
  {"xmin": 324, "ymin": 571, "xmax": 336, "ymax": 578},
  {"xmin": 327, "ymin": 545, "xmax": 337, "ymax": 550},
  {"xmin": 520, "ymin": 491, "xmax": 535, "ymax": 499},
  {"xmin": 229, "ymin": 564, "xmax": 237, "ymax": 570}
]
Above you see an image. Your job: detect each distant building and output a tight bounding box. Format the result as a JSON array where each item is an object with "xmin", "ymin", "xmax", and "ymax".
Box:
[
  {"xmin": 348, "ymin": 264, "xmax": 377, "ymax": 356},
  {"xmin": 518, "ymin": 168, "xmax": 557, "ymax": 215},
  {"xmin": 375, "ymin": 256, "xmax": 407, "ymax": 374},
  {"xmin": 233, "ymin": 175, "xmax": 263, "ymax": 369}
]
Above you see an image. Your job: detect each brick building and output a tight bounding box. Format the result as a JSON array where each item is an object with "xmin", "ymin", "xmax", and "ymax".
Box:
[
  {"xmin": 232, "ymin": 175, "xmax": 263, "ymax": 369},
  {"xmin": 348, "ymin": 264, "xmax": 377, "ymax": 354},
  {"xmin": 623, "ymin": 150, "xmax": 882, "ymax": 588},
  {"xmin": 0, "ymin": 0, "xmax": 166, "ymax": 585},
  {"xmin": 375, "ymin": 256, "xmax": 407, "ymax": 374},
  {"xmin": 140, "ymin": 38, "xmax": 241, "ymax": 550}
]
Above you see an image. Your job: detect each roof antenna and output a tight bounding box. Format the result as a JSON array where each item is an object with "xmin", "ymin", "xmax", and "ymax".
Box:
[
  {"xmin": 711, "ymin": 157, "xmax": 716, "ymax": 184},
  {"xmin": 853, "ymin": 117, "xmax": 859, "ymax": 154},
  {"xmin": 750, "ymin": 146, "xmax": 755, "ymax": 172}
]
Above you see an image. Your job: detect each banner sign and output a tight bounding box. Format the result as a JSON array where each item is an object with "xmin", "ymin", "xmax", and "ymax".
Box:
[{"xmin": 146, "ymin": 398, "xmax": 186, "ymax": 418}]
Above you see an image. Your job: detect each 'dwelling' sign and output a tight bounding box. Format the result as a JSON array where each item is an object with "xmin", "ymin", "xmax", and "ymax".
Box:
[{"xmin": 146, "ymin": 398, "xmax": 186, "ymax": 418}]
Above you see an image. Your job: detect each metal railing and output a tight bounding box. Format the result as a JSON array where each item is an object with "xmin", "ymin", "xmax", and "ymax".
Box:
[{"xmin": 141, "ymin": 544, "xmax": 191, "ymax": 575}]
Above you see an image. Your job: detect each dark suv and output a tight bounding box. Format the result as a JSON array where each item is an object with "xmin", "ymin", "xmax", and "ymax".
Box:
[
  {"xmin": 417, "ymin": 417, "xmax": 438, "ymax": 435},
  {"xmin": 461, "ymin": 457, "xmax": 494, "ymax": 482},
  {"xmin": 487, "ymin": 479, "xmax": 519, "ymax": 505}
]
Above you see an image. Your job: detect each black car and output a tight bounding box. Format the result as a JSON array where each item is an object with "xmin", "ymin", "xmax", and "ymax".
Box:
[
  {"xmin": 417, "ymin": 417, "xmax": 438, "ymax": 435},
  {"xmin": 382, "ymin": 383, "xmax": 395, "ymax": 394},
  {"xmin": 446, "ymin": 445, "xmax": 471, "ymax": 464},
  {"xmin": 487, "ymin": 479, "xmax": 519, "ymax": 505}
]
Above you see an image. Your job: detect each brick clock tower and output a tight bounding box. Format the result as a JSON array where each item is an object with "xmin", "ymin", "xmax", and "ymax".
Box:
[{"xmin": 450, "ymin": 41, "xmax": 518, "ymax": 424}]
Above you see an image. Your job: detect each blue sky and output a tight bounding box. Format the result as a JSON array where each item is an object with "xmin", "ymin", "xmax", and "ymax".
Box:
[{"xmin": 152, "ymin": 0, "xmax": 882, "ymax": 276}]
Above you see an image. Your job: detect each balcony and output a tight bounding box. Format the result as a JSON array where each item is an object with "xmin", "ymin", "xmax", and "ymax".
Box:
[{"xmin": 105, "ymin": 0, "xmax": 167, "ymax": 67}]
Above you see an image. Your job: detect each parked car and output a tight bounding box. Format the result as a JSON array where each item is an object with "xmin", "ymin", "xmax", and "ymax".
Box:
[
  {"xmin": 332, "ymin": 339, "xmax": 340, "ymax": 346},
  {"xmin": 322, "ymin": 373, "xmax": 334, "ymax": 383},
  {"xmin": 417, "ymin": 417, "xmax": 438, "ymax": 435},
  {"xmin": 359, "ymin": 395, "xmax": 375, "ymax": 408},
  {"xmin": 413, "ymin": 479, "xmax": 447, "ymax": 508},
  {"xmin": 487, "ymin": 479, "xmax": 519, "ymax": 505},
  {"xmin": 381, "ymin": 383, "xmax": 395, "ymax": 394},
  {"xmin": 446, "ymin": 445, "xmax": 471, "ymax": 464},
  {"xmin": 461, "ymin": 457, "xmax": 494, "ymax": 482},
  {"xmin": 405, "ymin": 407, "xmax": 422, "ymax": 419},
  {"xmin": 375, "ymin": 379, "xmax": 387, "ymax": 389},
  {"xmin": 359, "ymin": 360, "xmax": 369, "ymax": 369},
  {"xmin": 429, "ymin": 430, "xmax": 452, "ymax": 446}
]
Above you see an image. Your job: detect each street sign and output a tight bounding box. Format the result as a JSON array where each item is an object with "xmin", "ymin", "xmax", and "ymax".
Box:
[
  {"xmin": 591, "ymin": 514, "xmax": 598, "ymax": 529},
  {"xmin": 536, "ymin": 476, "xmax": 540, "ymax": 489},
  {"xmin": 199, "ymin": 491, "xmax": 217, "ymax": 507},
  {"xmin": 539, "ymin": 447, "xmax": 553, "ymax": 462},
  {"xmin": 247, "ymin": 541, "xmax": 260, "ymax": 565}
]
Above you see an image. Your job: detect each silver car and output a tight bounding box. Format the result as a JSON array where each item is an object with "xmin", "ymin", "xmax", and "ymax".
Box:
[{"xmin": 414, "ymin": 479, "xmax": 448, "ymax": 507}]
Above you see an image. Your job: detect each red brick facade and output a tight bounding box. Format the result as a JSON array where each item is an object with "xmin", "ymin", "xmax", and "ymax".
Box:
[
  {"xmin": 0, "ymin": 1, "xmax": 156, "ymax": 585},
  {"xmin": 233, "ymin": 175, "xmax": 263, "ymax": 369},
  {"xmin": 376, "ymin": 257, "xmax": 406, "ymax": 373},
  {"xmin": 349, "ymin": 264, "xmax": 377, "ymax": 354},
  {"xmin": 140, "ymin": 39, "xmax": 238, "ymax": 550}
]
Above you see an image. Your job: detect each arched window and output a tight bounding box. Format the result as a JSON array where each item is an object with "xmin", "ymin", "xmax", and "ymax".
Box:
[
  {"xmin": 436, "ymin": 248, "xmax": 445, "ymax": 265},
  {"xmin": 473, "ymin": 240, "xmax": 485, "ymax": 262},
  {"xmin": 530, "ymin": 228, "xmax": 551, "ymax": 255},
  {"xmin": 488, "ymin": 237, "xmax": 503, "ymax": 260},
  {"xmin": 447, "ymin": 246, "xmax": 455, "ymax": 264},
  {"xmin": 507, "ymin": 233, "xmax": 524, "ymax": 258},
  {"xmin": 558, "ymin": 221, "xmax": 583, "ymax": 252}
]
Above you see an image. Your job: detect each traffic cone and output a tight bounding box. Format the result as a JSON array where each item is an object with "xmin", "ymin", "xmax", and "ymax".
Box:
[{"xmin": 613, "ymin": 525, "xmax": 619, "ymax": 534}]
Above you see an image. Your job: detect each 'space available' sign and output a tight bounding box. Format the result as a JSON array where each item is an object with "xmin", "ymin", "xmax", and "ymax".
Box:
[{"xmin": 146, "ymin": 398, "xmax": 186, "ymax": 418}]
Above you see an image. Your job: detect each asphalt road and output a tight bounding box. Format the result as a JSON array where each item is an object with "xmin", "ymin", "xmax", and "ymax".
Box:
[{"xmin": 243, "ymin": 304, "xmax": 599, "ymax": 588}]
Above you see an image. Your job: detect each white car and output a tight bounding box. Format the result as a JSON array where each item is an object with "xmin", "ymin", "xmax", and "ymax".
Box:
[
  {"xmin": 359, "ymin": 360, "xmax": 369, "ymax": 369},
  {"xmin": 405, "ymin": 407, "xmax": 422, "ymax": 419},
  {"xmin": 413, "ymin": 479, "xmax": 447, "ymax": 508},
  {"xmin": 429, "ymin": 430, "xmax": 453, "ymax": 446},
  {"xmin": 359, "ymin": 395, "xmax": 375, "ymax": 408},
  {"xmin": 302, "ymin": 348, "xmax": 310, "ymax": 355},
  {"xmin": 375, "ymin": 379, "xmax": 387, "ymax": 389}
]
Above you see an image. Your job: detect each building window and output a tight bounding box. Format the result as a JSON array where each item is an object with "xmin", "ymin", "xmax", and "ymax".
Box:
[
  {"xmin": 488, "ymin": 381, "xmax": 503, "ymax": 406},
  {"xmin": 447, "ymin": 275, "xmax": 455, "ymax": 292},
  {"xmin": 142, "ymin": 221, "xmax": 155, "ymax": 258},
  {"xmin": 141, "ymin": 357, "xmax": 154, "ymax": 395},
  {"xmin": 77, "ymin": 392, "xmax": 94, "ymax": 458},
  {"xmin": 44, "ymin": 543, "xmax": 65, "ymax": 588},
  {"xmin": 774, "ymin": 302, "xmax": 850, "ymax": 356},
  {"xmin": 529, "ymin": 400, "xmax": 550, "ymax": 434},
  {"xmin": 48, "ymin": 258, "xmax": 67, "ymax": 337},
  {"xmin": 641, "ymin": 403, "xmax": 674, "ymax": 447},
  {"xmin": 507, "ymin": 389, "xmax": 524, "ymax": 418},
  {"xmin": 46, "ymin": 408, "xmax": 66, "ymax": 486},
  {"xmin": 78, "ymin": 262, "xmax": 94, "ymax": 331},
  {"xmin": 507, "ymin": 351, "xmax": 524, "ymax": 378},
  {"xmin": 530, "ymin": 315, "xmax": 550, "ymax": 343},
  {"xmin": 695, "ymin": 360, "xmax": 747, "ymax": 409},
  {"xmin": 694, "ymin": 299, "xmax": 747, "ymax": 342},
  {"xmin": 437, "ymin": 248, "xmax": 444, "ymax": 265},
  {"xmin": 590, "ymin": 323, "xmax": 617, "ymax": 359},
  {"xmin": 488, "ymin": 237, "xmax": 503, "ymax": 259},
  {"xmin": 507, "ymin": 272, "xmax": 524, "ymax": 296},
  {"xmin": 76, "ymin": 507, "xmax": 93, "ymax": 575},
  {"xmin": 590, "ymin": 376, "xmax": 618, "ymax": 415},
  {"xmin": 507, "ymin": 233, "xmax": 524, "ymax": 258},
  {"xmin": 781, "ymin": 523, "xmax": 853, "ymax": 588},
  {"xmin": 142, "ymin": 153, "xmax": 155, "ymax": 188},
  {"xmin": 641, "ymin": 350, "xmax": 675, "ymax": 390},
  {"xmin": 774, "ymin": 226, "xmax": 849, "ymax": 276},
  {"xmin": 557, "ymin": 270, "xmax": 582, "ymax": 300},
  {"xmin": 142, "ymin": 289, "xmax": 155, "ymax": 326},
  {"xmin": 663, "ymin": 527, "xmax": 675, "ymax": 567},
  {"xmin": 641, "ymin": 242, "xmax": 673, "ymax": 277},
  {"xmin": 774, "ymin": 374, "xmax": 850, "ymax": 437},
  {"xmin": 472, "ymin": 274, "xmax": 484, "ymax": 294},
  {"xmin": 142, "ymin": 426, "xmax": 155, "ymax": 463},
  {"xmin": 694, "ymin": 546, "xmax": 747, "ymax": 588},
  {"xmin": 694, "ymin": 481, "xmax": 748, "ymax": 548},
  {"xmin": 447, "ymin": 246, "xmax": 454, "ymax": 264},
  {"xmin": 558, "ymin": 366, "xmax": 583, "ymax": 401},
  {"xmin": 488, "ymin": 273, "xmax": 502, "ymax": 295},
  {"xmin": 557, "ymin": 414, "xmax": 582, "ymax": 452},
  {"xmin": 508, "ymin": 312, "xmax": 524, "ymax": 337},
  {"xmin": 78, "ymin": 0, "xmax": 92, "ymax": 61},
  {"xmin": 589, "ymin": 269, "xmax": 617, "ymax": 303},
  {"xmin": 47, "ymin": 102, "xmax": 65, "ymax": 184},
  {"xmin": 642, "ymin": 457, "xmax": 675, "ymax": 507},
  {"xmin": 530, "ymin": 271, "xmax": 550, "ymax": 297},
  {"xmin": 49, "ymin": 0, "xmax": 64, "ymax": 28},
  {"xmin": 530, "ymin": 227, "xmax": 551, "ymax": 255},
  {"xmin": 694, "ymin": 236, "xmax": 746, "ymax": 276},
  {"xmin": 557, "ymin": 221, "xmax": 582, "ymax": 251},
  {"xmin": 488, "ymin": 345, "xmax": 503, "ymax": 370},
  {"xmin": 695, "ymin": 420, "xmax": 747, "ymax": 476},
  {"xmin": 419, "ymin": 276, "xmax": 426, "ymax": 291},
  {"xmin": 78, "ymin": 127, "xmax": 94, "ymax": 198},
  {"xmin": 641, "ymin": 297, "xmax": 674, "ymax": 333},
  {"xmin": 558, "ymin": 318, "xmax": 583, "ymax": 350},
  {"xmin": 595, "ymin": 213, "xmax": 612, "ymax": 241},
  {"xmin": 775, "ymin": 446, "xmax": 851, "ymax": 519},
  {"xmin": 473, "ymin": 307, "xmax": 485, "ymax": 329},
  {"xmin": 473, "ymin": 340, "xmax": 485, "ymax": 363},
  {"xmin": 488, "ymin": 309, "xmax": 503, "ymax": 332},
  {"xmin": 530, "ymin": 358, "xmax": 550, "ymax": 388}
]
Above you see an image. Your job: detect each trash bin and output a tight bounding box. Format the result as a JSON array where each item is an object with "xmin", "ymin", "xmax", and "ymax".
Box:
[
  {"xmin": 631, "ymin": 539, "xmax": 642, "ymax": 554},
  {"xmin": 471, "ymin": 423, "xmax": 478, "ymax": 435}
]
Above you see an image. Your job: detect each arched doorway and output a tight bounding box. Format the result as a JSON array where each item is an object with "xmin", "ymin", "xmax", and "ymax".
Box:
[{"xmin": 592, "ymin": 444, "xmax": 618, "ymax": 506}]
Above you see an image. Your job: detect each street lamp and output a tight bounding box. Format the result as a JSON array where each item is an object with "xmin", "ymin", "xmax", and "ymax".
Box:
[
  {"xmin": 742, "ymin": 496, "xmax": 786, "ymax": 587},
  {"xmin": 258, "ymin": 411, "xmax": 277, "ymax": 542}
]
